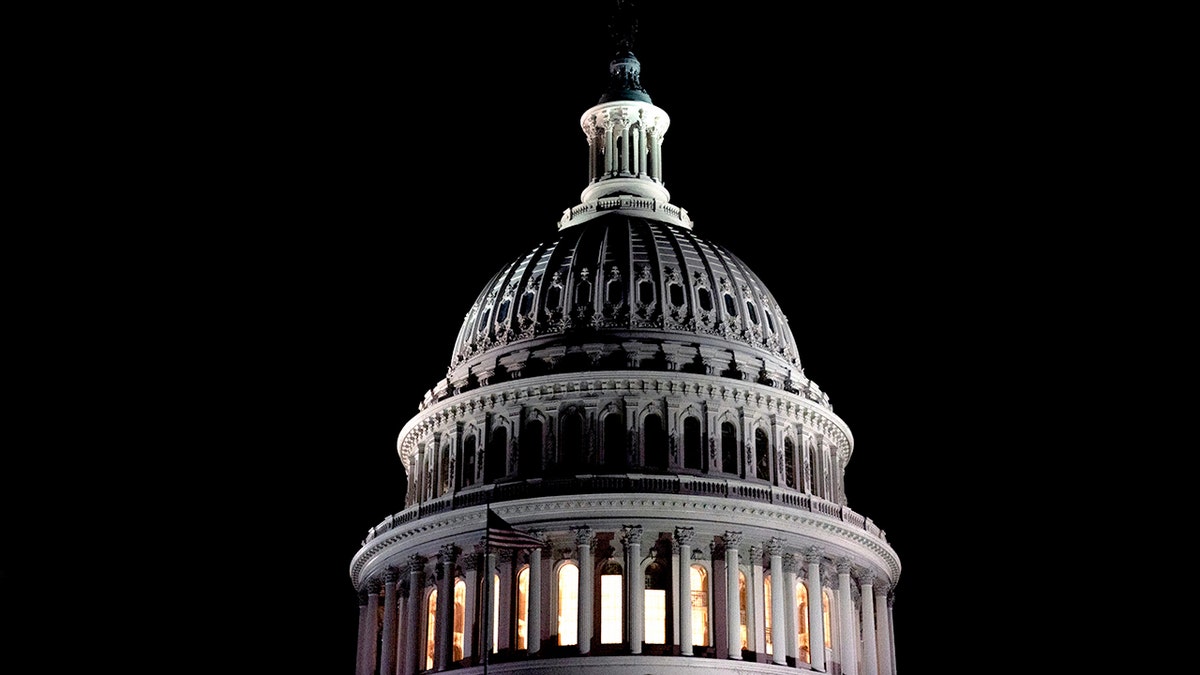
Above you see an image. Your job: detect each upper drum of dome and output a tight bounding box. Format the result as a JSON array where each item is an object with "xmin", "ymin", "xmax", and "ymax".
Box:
[{"xmin": 445, "ymin": 214, "xmax": 813, "ymax": 398}]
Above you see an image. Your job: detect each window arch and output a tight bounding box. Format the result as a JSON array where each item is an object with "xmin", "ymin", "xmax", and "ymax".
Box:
[
  {"xmin": 683, "ymin": 416, "xmax": 703, "ymax": 471},
  {"xmin": 754, "ymin": 428, "xmax": 770, "ymax": 480},
  {"xmin": 784, "ymin": 437, "xmax": 796, "ymax": 488},
  {"xmin": 521, "ymin": 419, "xmax": 543, "ymax": 477},
  {"xmin": 453, "ymin": 579, "xmax": 466, "ymax": 661},
  {"xmin": 721, "ymin": 421, "xmax": 739, "ymax": 475},
  {"xmin": 557, "ymin": 562, "xmax": 579, "ymax": 646},
  {"xmin": 604, "ymin": 413, "xmax": 624, "ymax": 469},
  {"xmin": 599, "ymin": 560, "xmax": 624, "ymax": 644},
  {"xmin": 644, "ymin": 413, "xmax": 667, "ymax": 470},
  {"xmin": 426, "ymin": 588, "xmax": 438, "ymax": 669},
  {"xmin": 690, "ymin": 564, "xmax": 710, "ymax": 647},
  {"xmin": 516, "ymin": 566, "xmax": 530, "ymax": 650}
]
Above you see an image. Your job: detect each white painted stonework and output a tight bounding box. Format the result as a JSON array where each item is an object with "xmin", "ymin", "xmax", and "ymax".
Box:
[{"xmin": 351, "ymin": 44, "xmax": 900, "ymax": 675}]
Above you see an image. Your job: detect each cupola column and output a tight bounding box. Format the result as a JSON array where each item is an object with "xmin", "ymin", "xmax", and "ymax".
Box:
[
  {"xmin": 435, "ymin": 544, "xmax": 459, "ymax": 670},
  {"xmin": 573, "ymin": 526, "xmax": 595, "ymax": 654},
  {"xmin": 725, "ymin": 531, "xmax": 743, "ymax": 659},
  {"xmin": 527, "ymin": 531, "xmax": 546, "ymax": 655},
  {"xmin": 355, "ymin": 590, "xmax": 369, "ymax": 675},
  {"xmin": 637, "ymin": 124, "xmax": 648, "ymax": 177},
  {"xmin": 478, "ymin": 544, "xmax": 497, "ymax": 662},
  {"xmin": 767, "ymin": 537, "xmax": 787, "ymax": 665},
  {"xmin": 675, "ymin": 526, "xmax": 695, "ymax": 656},
  {"xmin": 403, "ymin": 555, "xmax": 426, "ymax": 675},
  {"xmin": 836, "ymin": 559, "xmax": 857, "ymax": 675},
  {"xmin": 380, "ymin": 568, "xmax": 399, "ymax": 675},
  {"xmin": 671, "ymin": 538, "xmax": 681, "ymax": 647},
  {"xmin": 886, "ymin": 593, "xmax": 898, "ymax": 675},
  {"xmin": 623, "ymin": 525, "xmax": 645, "ymax": 653},
  {"xmin": 604, "ymin": 124, "xmax": 615, "ymax": 176},
  {"xmin": 859, "ymin": 571, "xmax": 878, "ymax": 675},
  {"xmin": 805, "ymin": 548, "xmax": 827, "ymax": 672},
  {"xmin": 784, "ymin": 553, "xmax": 800, "ymax": 664},
  {"xmin": 875, "ymin": 583, "xmax": 893, "ymax": 675}
]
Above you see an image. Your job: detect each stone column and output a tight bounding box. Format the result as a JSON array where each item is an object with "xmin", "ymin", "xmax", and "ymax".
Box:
[
  {"xmin": 639, "ymin": 124, "xmax": 648, "ymax": 177},
  {"xmin": 887, "ymin": 592, "xmax": 898, "ymax": 675},
  {"xmin": 784, "ymin": 553, "xmax": 799, "ymax": 664},
  {"xmin": 604, "ymin": 124, "xmax": 614, "ymax": 175},
  {"xmin": 836, "ymin": 560, "xmax": 857, "ymax": 675},
  {"xmin": 675, "ymin": 526, "xmax": 695, "ymax": 656},
  {"xmin": 573, "ymin": 525, "xmax": 595, "ymax": 654},
  {"xmin": 356, "ymin": 590, "xmax": 369, "ymax": 675},
  {"xmin": 860, "ymin": 571, "xmax": 877, "ymax": 675},
  {"xmin": 748, "ymin": 544, "xmax": 764, "ymax": 653},
  {"xmin": 364, "ymin": 579, "xmax": 381, "ymax": 675},
  {"xmin": 403, "ymin": 555, "xmax": 425, "ymax": 675},
  {"xmin": 435, "ymin": 544, "xmax": 459, "ymax": 670},
  {"xmin": 623, "ymin": 525, "xmax": 645, "ymax": 653},
  {"xmin": 875, "ymin": 583, "xmax": 893, "ymax": 675},
  {"xmin": 462, "ymin": 554, "xmax": 477, "ymax": 662},
  {"xmin": 725, "ymin": 531, "xmax": 743, "ymax": 659},
  {"xmin": 527, "ymin": 531, "xmax": 545, "ymax": 655},
  {"xmin": 805, "ymin": 548, "xmax": 826, "ymax": 672},
  {"xmin": 671, "ymin": 538, "xmax": 681, "ymax": 647},
  {"xmin": 767, "ymin": 537, "xmax": 787, "ymax": 665},
  {"xmin": 395, "ymin": 579, "xmax": 409, "ymax": 675},
  {"xmin": 497, "ymin": 549, "xmax": 516, "ymax": 651},
  {"xmin": 380, "ymin": 568, "xmax": 399, "ymax": 675},
  {"xmin": 414, "ymin": 446, "xmax": 425, "ymax": 505},
  {"xmin": 479, "ymin": 545, "xmax": 497, "ymax": 661}
]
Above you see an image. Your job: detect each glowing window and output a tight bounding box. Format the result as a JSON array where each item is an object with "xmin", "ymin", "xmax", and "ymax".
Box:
[
  {"xmin": 426, "ymin": 589, "xmax": 437, "ymax": 669},
  {"xmin": 453, "ymin": 580, "xmax": 465, "ymax": 661},
  {"xmin": 764, "ymin": 575, "xmax": 773, "ymax": 655},
  {"xmin": 492, "ymin": 573, "xmax": 500, "ymax": 653},
  {"xmin": 558, "ymin": 562, "xmax": 579, "ymax": 645},
  {"xmin": 739, "ymin": 570, "xmax": 748, "ymax": 651},
  {"xmin": 822, "ymin": 590, "xmax": 833, "ymax": 648},
  {"xmin": 600, "ymin": 569, "xmax": 623, "ymax": 644},
  {"xmin": 690, "ymin": 565, "xmax": 709, "ymax": 647},
  {"xmin": 798, "ymin": 581, "xmax": 811, "ymax": 663},
  {"xmin": 644, "ymin": 560, "xmax": 669, "ymax": 644},
  {"xmin": 517, "ymin": 567, "xmax": 529, "ymax": 650}
]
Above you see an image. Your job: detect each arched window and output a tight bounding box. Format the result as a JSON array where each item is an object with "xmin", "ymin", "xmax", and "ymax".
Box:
[
  {"xmin": 746, "ymin": 301, "xmax": 758, "ymax": 324},
  {"xmin": 683, "ymin": 417, "xmax": 703, "ymax": 471},
  {"xmin": 721, "ymin": 422, "xmax": 739, "ymax": 475},
  {"xmin": 644, "ymin": 560, "xmax": 669, "ymax": 644},
  {"xmin": 561, "ymin": 411, "xmax": 584, "ymax": 474},
  {"xmin": 806, "ymin": 443, "xmax": 817, "ymax": 495},
  {"xmin": 486, "ymin": 427, "xmax": 507, "ymax": 483},
  {"xmin": 822, "ymin": 589, "xmax": 833, "ymax": 650},
  {"xmin": 558, "ymin": 562, "xmax": 579, "ymax": 646},
  {"xmin": 516, "ymin": 567, "xmax": 530, "ymax": 650},
  {"xmin": 764, "ymin": 575, "xmax": 773, "ymax": 655},
  {"xmin": 453, "ymin": 579, "xmax": 466, "ymax": 661},
  {"xmin": 669, "ymin": 282, "xmax": 685, "ymax": 307},
  {"xmin": 755, "ymin": 428, "xmax": 770, "ymax": 480},
  {"xmin": 644, "ymin": 414, "xmax": 667, "ymax": 470},
  {"xmin": 723, "ymin": 293, "xmax": 738, "ymax": 316},
  {"xmin": 521, "ymin": 420, "xmax": 543, "ymax": 477},
  {"xmin": 690, "ymin": 565, "xmax": 709, "ymax": 647},
  {"xmin": 697, "ymin": 287, "xmax": 713, "ymax": 311},
  {"xmin": 798, "ymin": 581, "xmax": 811, "ymax": 663},
  {"xmin": 739, "ymin": 570, "xmax": 749, "ymax": 651},
  {"xmin": 461, "ymin": 434, "xmax": 477, "ymax": 488},
  {"xmin": 426, "ymin": 588, "xmax": 438, "ymax": 669},
  {"xmin": 599, "ymin": 560, "xmax": 623, "ymax": 644},
  {"xmin": 519, "ymin": 290, "xmax": 535, "ymax": 316},
  {"xmin": 602, "ymin": 413, "xmax": 624, "ymax": 468},
  {"xmin": 440, "ymin": 440, "xmax": 452, "ymax": 495},
  {"xmin": 784, "ymin": 437, "xmax": 796, "ymax": 488}
]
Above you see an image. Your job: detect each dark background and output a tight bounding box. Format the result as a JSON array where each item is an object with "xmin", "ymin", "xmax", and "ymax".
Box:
[{"xmin": 242, "ymin": 1, "xmax": 1039, "ymax": 672}]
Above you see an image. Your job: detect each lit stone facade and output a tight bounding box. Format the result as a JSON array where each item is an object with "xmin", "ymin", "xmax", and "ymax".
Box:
[{"xmin": 351, "ymin": 42, "xmax": 900, "ymax": 675}]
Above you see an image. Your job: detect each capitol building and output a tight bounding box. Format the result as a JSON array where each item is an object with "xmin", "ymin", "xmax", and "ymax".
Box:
[{"xmin": 349, "ymin": 22, "xmax": 901, "ymax": 675}]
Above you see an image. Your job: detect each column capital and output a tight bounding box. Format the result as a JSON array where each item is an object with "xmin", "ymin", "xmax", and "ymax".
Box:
[
  {"xmin": 858, "ymin": 569, "xmax": 876, "ymax": 586},
  {"xmin": 528, "ymin": 529, "xmax": 548, "ymax": 547},
  {"xmin": 835, "ymin": 557, "xmax": 853, "ymax": 574},
  {"xmin": 399, "ymin": 578, "xmax": 411, "ymax": 598},
  {"xmin": 670, "ymin": 538, "xmax": 680, "ymax": 554},
  {"xmin": 463, "ymin": 554, "xmax": 478, "ymax": 572},
  {"xmin": 875, "ymin": 582, "xmax": 891, "ymax": 595},
  {"xmin": 783, "ymin": 552, "xmax": 800, "ymax": 573},
  {"xmin": 804, "ymin": 546, "xmax": 824, "ymax": 564},
  {"xmin": 571, "ymin": 525, "xmax": 595, "ymax": 547},
  {"xmin": 888, "ymin": 590, "xmax": 897, "ymax": 608},
  {"xmin": 674, "ymin": 526, "xmax": 695, "ymax": 546},
  {"xmin": 765, "ymin": 536, "xmax": 787, "ymax": 557},
  {"xmin": 497, "ymin": 548, "xmax": 516, "ymax": 564},
  {"xmin": 439, "ymin": 543, "xmax": 460, "ymax": 562},
  {"xmin": 723, "ymin": 530, "xmax": 743, "ymax": 550},
  {"xmin": 407, "ymin": 554, "xmax": 427, "ymax": 574},
  {"xmin": 384, "ymin": 566, "xmax": 400, "ymax": 584},
  {"xmin": 358, "ymin": 589, "xmax": 369, "ymax": 606},
  {"xmin": 621, "ymin": 524, "xmax": 644, "ymax": 547},
  {"xmin": 747, "ymin": 544, "xmax": 762, "ymax": 562},
  {"xmin": 366, "ymin": 578, "xmax": 382, "ymax": 594}
]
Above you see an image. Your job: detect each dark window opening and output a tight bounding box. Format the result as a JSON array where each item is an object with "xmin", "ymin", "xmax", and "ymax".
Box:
[
  {"xmin": 644, "ymin": 414, "xmax": 667, "ymax": 470},
  {"xmin": 723, "ymin": 294, "xmax": 738, "ymax": 316},
  {"xmin": 561, "ymin": 412, "xmax": 584, "ymax": 474},
  {"xmin": 746, "ymin": 302, "xmax": 758, "ymax": 325},
  {"xmin": 485, "ymin": 427, "xmax": 507, "ymax": 483},
  {"xmin": 721, "ymin": 422, "xmax": 738, "ymax": 475},
  {"xmin": 547, "ymin": 286, "xmax": 561, "ymax": 311},
  {"xmin": 604, "ymin": 414, "xmax": 624, "ymax": 469},
  {"xmin": 521, "ymin": 420, "xmax": 543, "ymax": 477},
  {"xmin": 497, "ymin": 299, "xmax": 511, "ymax": 324},
  {"xmin": 765, "ymin": 310, "xmax": 775, "ymax": 334},
  {"xmin": 684, "ymin": 417, "xmax": 703, "ymax": 471},
  {"xmin": 669, "ymin": 283, "xmax": 685, "ymax": 307},
  {"xmin": 755, "ymin": 428, "xmax": 769, "ymax": 480},
  {"xmin": 575, "ymin": 280, "xmax": 592, "ymax": 305},
  {"xmin": 461, "ymin": 435, "xmax": 477, "ymax": 488},
  {"xmin": 639, "ymin": 280, "xmax": 655, "ymax": 304},
  {"xmin": 698, "ymin": 288, "xmax": 713, "ymax": 311},
  {"xmin": 784, "ymin": 438, "xmax": 796, "ymax": 489},
  {"xmin": 606, "ymin": 279, "xmax": 623, "ymax": 305},
  {"xmin": 519, "ymin": 291, "xmax": 534, "ymax": 316}
]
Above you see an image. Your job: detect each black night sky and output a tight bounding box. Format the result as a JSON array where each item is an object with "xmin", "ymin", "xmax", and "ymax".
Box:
[{"xmin": 121, "ymin": 2, "xmax": 1039, "ymax": 671}]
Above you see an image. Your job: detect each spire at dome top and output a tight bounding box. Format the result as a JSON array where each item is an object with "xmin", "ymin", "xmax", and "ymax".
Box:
[{"xmin": 599, "ymin": 0, "xmax": 651, "ymax": 104}]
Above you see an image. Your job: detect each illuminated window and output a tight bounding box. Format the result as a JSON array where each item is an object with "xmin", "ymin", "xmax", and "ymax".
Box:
[
  {"xmin": 492, "ymin": 573, "xmax": 500, "ymax": 653},
  {"xmin": 453, "ymin": 580, "xmax": 465, "ymax": 661},
  {"xmin": 822, "ymin": 589, "xmax": 833, "ymax": 649},
  {"xmin": 798, "ymin": 581, "xmax": 811, "ymax": 663},
  {"xmin": 690, "ymin": 565, "xmax": 709, "ymax": 647},
  {"xmin": 426, "ymin": 589, "xmax": 437, "ymax": 669},
  {"xmin": 644, "ymin": 560, "xmax": 669, "ymax": 644},
  {"xmin": 738, "ymin": 570, "xmax": 748, "ymax": 650},
  {"xmin": 558, "ymin": 562, "xmax": 579, "ymax": 645},
  {"xmin": 599, "ymin": 561, "xmax": 623, "ymax": 644},
  {"xmin": 764, "ymin": 575, "xmax": 772, "ymax": 654},
  {"xmin": 517, "ymin": 567, "xmax": 529, "ymax": 650}
]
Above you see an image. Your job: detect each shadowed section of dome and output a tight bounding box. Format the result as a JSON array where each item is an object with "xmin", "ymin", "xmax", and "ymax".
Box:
[
  {"xmin": 599, "ymin": 50, "xmax": 652, "ymax": 104},
  {"xmin": 431, "ymin": 215, "xmax": 829, "ymax": 410}
]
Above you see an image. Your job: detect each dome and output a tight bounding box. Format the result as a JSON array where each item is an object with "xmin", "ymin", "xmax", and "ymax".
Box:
[{"xmin": 436, "ymin": 213, "xmax": 831, "ymax": 410}]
